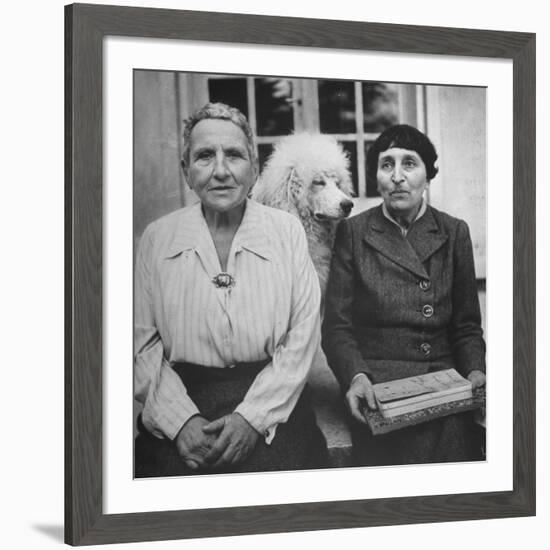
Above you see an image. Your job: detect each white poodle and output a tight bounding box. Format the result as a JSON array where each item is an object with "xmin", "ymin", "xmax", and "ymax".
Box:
[{"xmin": 253, "ymin": 133, "xmax": 354, "ymax": 296}]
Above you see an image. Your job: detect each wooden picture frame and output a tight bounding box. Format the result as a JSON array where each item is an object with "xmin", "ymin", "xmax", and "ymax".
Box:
[{"xmin": 65, "ymin": 3, "xmax": 535, "ymax": 545}]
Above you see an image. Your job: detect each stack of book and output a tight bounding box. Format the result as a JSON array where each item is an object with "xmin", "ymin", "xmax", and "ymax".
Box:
[{"xmin": 373, "ymin": 369, "xmax": 473, "ymax": 419}]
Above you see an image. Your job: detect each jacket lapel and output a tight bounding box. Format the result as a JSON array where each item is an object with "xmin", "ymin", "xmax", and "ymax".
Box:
[
  {"xmin": 407, "ymin": 206, "xmax": 449, "ymax": 263},
  {"xmin": 362, "ymin": 206, "xmax": 447, "ymax": 278}
]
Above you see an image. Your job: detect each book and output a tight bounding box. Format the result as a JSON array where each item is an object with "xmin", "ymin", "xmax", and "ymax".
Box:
[
  {"xmin": 373, "ymin": 369, "xmax": 473, "ymax": 419},
  {"xmin": 363, "ymin": 386, "xmax": 485, "ymax": 436}
]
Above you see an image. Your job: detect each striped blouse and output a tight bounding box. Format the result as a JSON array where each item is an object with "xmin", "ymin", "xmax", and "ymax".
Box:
[{"xmin": 134, "ymin": 199, "xmax": 321, "ymax": 443}]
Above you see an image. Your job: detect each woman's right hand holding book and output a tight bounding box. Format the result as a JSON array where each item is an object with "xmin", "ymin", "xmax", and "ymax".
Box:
[{"xmin": 346, "ymin": 373, "xmax": 378, "ymax": 424}]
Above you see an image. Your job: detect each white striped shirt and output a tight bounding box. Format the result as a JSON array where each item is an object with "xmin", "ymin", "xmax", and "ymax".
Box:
[{"xmin": 134, "ymin": 199, "xmax": 321, "ymax": 442}]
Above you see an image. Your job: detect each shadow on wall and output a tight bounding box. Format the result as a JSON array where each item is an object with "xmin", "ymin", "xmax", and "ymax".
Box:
[{"xmin": 32, "ymin": 525, "xmax": 64, "ymax": 543}]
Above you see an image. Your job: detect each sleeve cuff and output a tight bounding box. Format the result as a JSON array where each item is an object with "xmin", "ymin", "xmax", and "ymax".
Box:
[
  {"xmin": 234, "ymin": 403, "xmax": 277, "ymax": 445},
  {"xmin": 142, "ymin": 399, "xmax": 200, "ymax": 441},
  {"xmin": 351, "ymin": 372, "xmax": 373, "ymax": 384}
]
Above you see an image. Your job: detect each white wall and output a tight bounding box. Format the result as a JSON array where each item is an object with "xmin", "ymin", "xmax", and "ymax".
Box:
[
  {"xmin": 427, "ymin": 85, "xmax": 487, "ymax": 278},
  {"xmin": 1, "ymin": 2, "xmax": 546, "ymax": 550}
]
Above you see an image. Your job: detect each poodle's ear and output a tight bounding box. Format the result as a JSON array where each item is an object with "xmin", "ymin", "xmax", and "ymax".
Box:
[
  {"xmin": 287, "ymin": 168, "xmax": 302, "ymax": 200},
  {"xmin": 287, "ymin": 168, "xmax": 296, "ymax": 184}
]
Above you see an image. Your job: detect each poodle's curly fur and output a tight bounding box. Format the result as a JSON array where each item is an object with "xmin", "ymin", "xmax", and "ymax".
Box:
[{"xmin": 253, "ymin": 133, "xmax": 354, "ymax": 296}]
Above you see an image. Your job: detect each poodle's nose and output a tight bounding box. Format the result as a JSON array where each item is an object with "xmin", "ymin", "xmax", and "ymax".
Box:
[{"xmin": 340, "ymin": 199, "xmax": 354, "ymax": 215}]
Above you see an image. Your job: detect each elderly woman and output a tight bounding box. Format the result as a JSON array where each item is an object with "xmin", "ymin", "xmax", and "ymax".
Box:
[
  {"xmin": 134, "ymin": 103, "xmax": 327, "ymax": 476},
  {"xmin": 322, "ymin": 124, "xmax": 486, "ymax": 466}
]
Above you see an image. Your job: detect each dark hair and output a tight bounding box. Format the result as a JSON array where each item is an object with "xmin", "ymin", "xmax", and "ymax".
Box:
[{"xmin": 366, "ymin": 124, "xmax": 439, "ymax": 183}]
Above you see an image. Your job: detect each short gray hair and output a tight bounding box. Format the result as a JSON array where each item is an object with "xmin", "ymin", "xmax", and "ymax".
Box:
[{"xmin": 181, "ymin": 102, "xmax": 258, "ymax": 168}]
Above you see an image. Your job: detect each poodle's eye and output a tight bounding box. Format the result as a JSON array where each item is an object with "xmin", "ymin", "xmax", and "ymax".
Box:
[{"xmin": 312, "ymin": 178, "xmax": 326, "ymax": 186}]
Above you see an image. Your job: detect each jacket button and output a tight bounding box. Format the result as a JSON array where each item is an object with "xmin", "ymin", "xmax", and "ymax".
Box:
[
  {"xmin": 422, "ymin": 304, "xmax": 434, "ymax": 318},
  {"xmin": 419, "ymin": 279, "xmax": 431, "ymax": 291},
  {"xmin": 420, "ymin": 342, "xmax": 432, "ymax": 356}
]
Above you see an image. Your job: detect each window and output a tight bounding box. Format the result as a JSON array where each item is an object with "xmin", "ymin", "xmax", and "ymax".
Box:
[{"xmin": 188, "ymin": 74, "xmax": 421, "ymax": 211}]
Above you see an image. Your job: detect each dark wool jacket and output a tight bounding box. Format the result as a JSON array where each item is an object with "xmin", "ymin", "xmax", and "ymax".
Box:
[{"xmin": 322, "ymin": 204, "xmax": 486, "ymax": 391}]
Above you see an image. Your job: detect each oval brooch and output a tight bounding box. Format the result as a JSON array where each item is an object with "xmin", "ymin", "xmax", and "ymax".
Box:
[{"xmin": 212, "ymin": 273, "xmax": 236, "ymax": 289}]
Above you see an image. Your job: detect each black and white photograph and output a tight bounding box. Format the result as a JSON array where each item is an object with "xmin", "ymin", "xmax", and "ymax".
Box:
[
  {"xmin": 3, "ymin": 0, "xmax": 539, "ymax": 548},
  {"xmin": 133, "ymin": 71, "xmax": 487, "ymax": 477}
]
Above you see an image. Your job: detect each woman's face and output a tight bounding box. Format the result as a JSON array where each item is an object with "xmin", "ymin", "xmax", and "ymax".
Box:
[
  {"xmin": 376, "ymin": 147, "xmax": 429, "ymax": 217},
  {"xmin": 184, "ymin": 118, "xmax": 257, "ymax": 215}
]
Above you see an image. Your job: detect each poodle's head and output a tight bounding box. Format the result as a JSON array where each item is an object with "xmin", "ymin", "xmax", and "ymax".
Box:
[{"xmin": 255, "ymin": 133, "xmax": 354, "ymax": 221}]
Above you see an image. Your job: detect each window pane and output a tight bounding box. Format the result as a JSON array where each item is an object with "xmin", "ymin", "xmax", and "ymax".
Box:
[
  {"xmin": 340, "ymin": 141, "xmax": 358, "ymax": 197},
  {"xmin": 362, "ymin": 82, "xmax": 399, "ymax": 133},
  {"xmin": 208, "ymin": 78, "xmax": 248, "ymax": 118},
  {"xmin": 365, "ymin": 141, "xmax": 381, "ymax": 198},
  {"xmin": 255, "ymin": 78, "xmax": 294, "ymax": 136},
  {"xmin": 258, "ymin": 143, "xmax": 274, "ymax": 172},
  {"xmin": 318, "ymin": 80, "xmax": 356, "ymax": 134}
]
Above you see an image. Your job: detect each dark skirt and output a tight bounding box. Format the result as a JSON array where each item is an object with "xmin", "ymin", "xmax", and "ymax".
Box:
[
  {"xmin": 350, "ymin": 411, "xmax": 485, "ymax": 467},
  {"xmin": 135, "ymin": 360, "xmax": 328, "ymax": 477}
]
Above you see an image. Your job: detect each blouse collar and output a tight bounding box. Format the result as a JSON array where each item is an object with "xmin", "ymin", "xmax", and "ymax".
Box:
[
  {"xmin": 165, "ymin": 199, "xmax": 272, "ymax": 261},
  {"xmin": 382, "ymin": 199, "xmax": 427, "ymax": 237}
]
